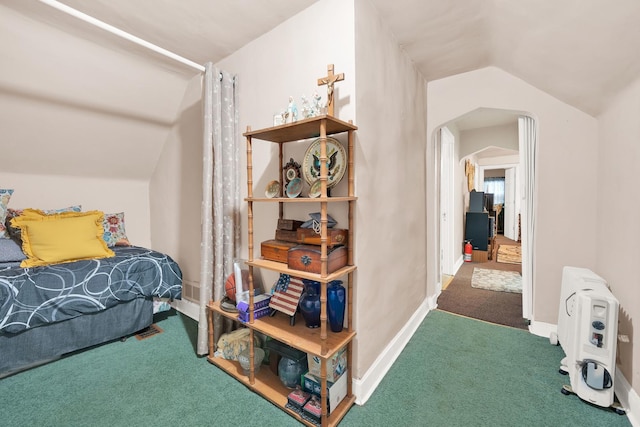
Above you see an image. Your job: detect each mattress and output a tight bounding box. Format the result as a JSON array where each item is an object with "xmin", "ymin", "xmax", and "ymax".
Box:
[{"xmin": 0, "ymin": 246, "xmax": 182, "ymax": 334}]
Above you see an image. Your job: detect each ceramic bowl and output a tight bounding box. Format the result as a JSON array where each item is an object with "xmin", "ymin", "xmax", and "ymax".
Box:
[{"xmin": 238, "ymin": 347, "xmax": 265, "ymax": 376}]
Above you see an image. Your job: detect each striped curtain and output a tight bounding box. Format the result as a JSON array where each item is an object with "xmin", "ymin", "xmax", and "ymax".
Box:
[
  {"xmin": 518, "ymin": 115, "xmax": 536, "ymax": 321},
  {"xmin": 197, "ymin": 63, "xmax": 240, "ymax": 355}
]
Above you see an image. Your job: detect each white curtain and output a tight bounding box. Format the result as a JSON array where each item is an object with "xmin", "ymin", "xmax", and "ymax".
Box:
[
  {"xmin": 518, "ymin": 115, "xmax": 536, "ymax": 320},
  {"xmin": 197, "ymin": 63, "xmax": 240, "ymax": 355},
  {"xmin": 484, "ymin": 177, "xmax": 505, "ymax": 205}
]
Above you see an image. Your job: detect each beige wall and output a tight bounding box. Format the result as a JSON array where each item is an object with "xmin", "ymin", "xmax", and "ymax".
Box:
[
  {"xmin": 150, "ymin": 74, "xmax": 203, "ymax": 301},
  {"xmin": 0, "ymin": 2, "xmax": 193, "ymax": 250},
  {"xmin": 354, "ymin": 0, "xmax": 428, "ymax": 383},
  {"xmin": 459, "ymin": 122, "xmax": 518, "ymax": 159},
  {"xmin": 596, "ymin": 75, "xmax": 640, "ymax": 390},
  {"xmin": 427, "ymin": 66, "xmax": 600, "ymax": 326}
]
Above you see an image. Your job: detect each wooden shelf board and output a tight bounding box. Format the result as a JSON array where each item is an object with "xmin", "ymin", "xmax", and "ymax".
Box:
[
  {"xmin": 243, "ymin": 115, "xmax": 357, "ymax": 143},
  {"xmin": 246, "ymin": 259, "xmax": 356, "ymax": 282},
  {"xmin": 247, "ymin": 196, "xmax": 357, "ymax": 203},
  {"xmin": 210, "ymin": 301, "xmax": 356, "ymax": 358},
  {"xmin": 207, "ymin": 355, "xmax": 356, "ymax": 427}
]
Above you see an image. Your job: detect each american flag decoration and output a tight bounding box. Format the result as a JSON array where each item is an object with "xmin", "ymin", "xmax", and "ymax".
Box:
[{"xmin": 269, "ymin": 274, "xmax": 304, "ymax": 316}]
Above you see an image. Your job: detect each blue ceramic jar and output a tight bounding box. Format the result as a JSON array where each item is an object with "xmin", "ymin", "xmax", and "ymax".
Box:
[
  {"xmin": 299, "ymin": 279, "xmax": 321, "ymax": 328},
  {"xmin": 278, "ymin": 355, "xmax": 308, "ymax": 388}
]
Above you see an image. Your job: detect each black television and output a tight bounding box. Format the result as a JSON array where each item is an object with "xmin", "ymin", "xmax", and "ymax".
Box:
[{"xmin": 469, "ymin": 190, "xmax": 484, "ymax": 212}]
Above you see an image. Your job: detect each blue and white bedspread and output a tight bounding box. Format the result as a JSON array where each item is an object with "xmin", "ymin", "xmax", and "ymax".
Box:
[{"xmin": 0, "ymin": 246, "xmax": 182, "ymax": 334}]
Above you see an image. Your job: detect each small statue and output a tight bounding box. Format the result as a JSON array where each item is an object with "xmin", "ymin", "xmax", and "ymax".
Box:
[
  {"xmin": 300, "ymin": 95, "xmax": 313, "ymax": 119},
  {"xmin": 312, "ymin": 92, "xmax": 324, "ymax": 116},
  {"xmin": 286, "ymin": 96, "xmax": 298, "ymax": 123}
]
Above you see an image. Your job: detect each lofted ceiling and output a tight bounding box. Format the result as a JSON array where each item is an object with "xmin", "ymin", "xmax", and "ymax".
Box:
[{"xmin": 11, "ymin": 0, "xmax": 639, "ymax": 118}]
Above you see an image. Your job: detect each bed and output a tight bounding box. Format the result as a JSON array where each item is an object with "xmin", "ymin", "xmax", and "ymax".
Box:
[
  {"xmin": 0, "ymin": 199, "xmax": 183, "ymax": 377},
  {"xmin": 0, "ymin": 245, "xmax": 182, "ymax": 377}
]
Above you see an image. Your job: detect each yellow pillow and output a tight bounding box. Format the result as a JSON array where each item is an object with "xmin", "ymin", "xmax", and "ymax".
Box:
[{"xmin": 11, "ymin": 210, "xmax": 115, "ymax": 268}]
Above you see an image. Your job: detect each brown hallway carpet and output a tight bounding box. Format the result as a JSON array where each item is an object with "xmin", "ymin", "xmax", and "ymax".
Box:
[{"xmin": 438, "ymin": 235, "xmax": 528, "ymax": 330}]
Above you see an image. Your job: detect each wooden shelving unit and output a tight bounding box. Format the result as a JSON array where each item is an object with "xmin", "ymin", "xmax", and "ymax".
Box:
[{"xmin": 207, "ymin": 115, "xmax": 357, "ymax": 427}]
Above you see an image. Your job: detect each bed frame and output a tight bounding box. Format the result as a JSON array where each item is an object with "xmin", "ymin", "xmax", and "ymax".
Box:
[{"xmin": 0, "ymin": 297, "xmax": 153, "ymax": 378}]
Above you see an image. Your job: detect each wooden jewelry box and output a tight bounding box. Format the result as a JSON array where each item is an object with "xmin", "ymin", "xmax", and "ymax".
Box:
[
  {"xmin": 296, "ymin": 228, "xmax": 348, "ymax": 247},
  {"xmin": 287, "ymin": 244, "xmax": 347, "ymax": 274},
  {"xmin": 261, "ymin": 239, "xmax": 297, "ymax": 263}
]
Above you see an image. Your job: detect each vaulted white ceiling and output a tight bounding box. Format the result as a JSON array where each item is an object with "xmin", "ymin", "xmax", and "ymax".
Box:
[{"xmin": 20, "ymin": 0, "xmax": 640, "ymax": 117}]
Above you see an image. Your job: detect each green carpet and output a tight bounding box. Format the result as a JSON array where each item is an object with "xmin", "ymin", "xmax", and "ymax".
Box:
[{"xmin": 0, "ymin": 309, "xmax": 631, "ymax": 427}]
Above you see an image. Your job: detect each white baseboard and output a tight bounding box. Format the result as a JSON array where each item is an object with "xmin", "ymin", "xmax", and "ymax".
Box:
[
  {"xmin": 352, "ymin": 296, "xmax": 433, "ymax": 405},
  {"xmin": 453, "ymin": 255, "xmax": 464, "ymax": 274},
  {"xmin": 615, "ymin": 368, "xmax": 640, "ymax": 426},
  {"xmin": 528, "ymin": 319, "xmax": 556, "ymax": 339},
  {"xmin": 171, "ymin": 298, "xmax": 199, "ymax": 320}
]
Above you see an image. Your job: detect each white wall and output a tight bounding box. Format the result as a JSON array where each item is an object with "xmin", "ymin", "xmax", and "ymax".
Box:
[
  {"xmin": 459, "ymin": 122, "xmax": 518, "ymax": 159},
  {"xmin": 0, "ymin": 172, "xmax": 151, "ymax": 247},
  {"xmin": 427, "ymin": 66, "xmax": 600, "ymax": 325},
  {"xmin": 597, "ymin": 75, "xmax": 640, "ymax": 391},
  {"xmin": 0, "ymin": 2, "xmax": 194, "ymax": 250},
  {"xmin": 150, "ymin": 74, "xmax": 203, "ymax": 301},
  {"xmin": 352, "ymin": 0, "xmax": 428, "ymax": 399}
]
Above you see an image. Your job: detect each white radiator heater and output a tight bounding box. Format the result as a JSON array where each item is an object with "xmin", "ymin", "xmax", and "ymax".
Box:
[{"xmin": 552, "ymin": 266, "xmax": 619, "ymax": 409}]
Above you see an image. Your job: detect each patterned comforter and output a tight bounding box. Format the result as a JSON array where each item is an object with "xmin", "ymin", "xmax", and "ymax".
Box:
[{"xmin": 0, "ymin": 246, "xmax": 182, "ymax": 334}]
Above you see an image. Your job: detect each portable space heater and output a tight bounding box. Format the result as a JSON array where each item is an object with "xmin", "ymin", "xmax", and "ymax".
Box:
[{"xmin": 551, "ymin": 266, "xmax": 619, "ymax": 409}]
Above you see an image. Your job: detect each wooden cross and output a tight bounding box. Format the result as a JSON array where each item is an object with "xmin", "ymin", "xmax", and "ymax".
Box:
[{"xmin": 317, "ymin": 64, "xmax": 344, "ymax": 117}]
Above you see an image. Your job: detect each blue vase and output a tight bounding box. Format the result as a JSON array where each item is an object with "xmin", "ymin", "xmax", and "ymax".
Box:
[
  {"xmin": 327, "ymin": 280, "xmax": 346, "ymax": 332},
  {"xmin": 278, "ymin": 355, "xmax": 308, "ymax": 388},
  {"xmin": 299, "ymin": 280, "xmax": 321, "ymax": 328}
]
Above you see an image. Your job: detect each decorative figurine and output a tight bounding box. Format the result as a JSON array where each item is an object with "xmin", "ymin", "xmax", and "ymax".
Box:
[
  {"xmin": 312, "ymin": 92, "xmax": 324, "ymax": 116},
  {"xmin": 286, "ymin": 96, "xmax": 298, "ymax": 123},
  {"xmin": 300, "ymin": 95, "xmax": 313, "ymax": 119}
]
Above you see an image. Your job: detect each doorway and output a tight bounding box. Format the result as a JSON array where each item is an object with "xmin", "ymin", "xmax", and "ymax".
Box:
[{"xmin": 435, "ymin": 109, "xmax": 535, "ymax": 329}]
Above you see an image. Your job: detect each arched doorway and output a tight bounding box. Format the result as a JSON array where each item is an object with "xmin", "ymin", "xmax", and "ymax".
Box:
[{"xmin": 434, "ymin": 108, "xmax": 536, "ymax": 328}]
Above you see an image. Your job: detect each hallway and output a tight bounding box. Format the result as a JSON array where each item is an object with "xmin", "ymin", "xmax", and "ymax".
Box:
[{"xmin": 437, "ymin": 235, "xmax": 527, "ymax": 330}]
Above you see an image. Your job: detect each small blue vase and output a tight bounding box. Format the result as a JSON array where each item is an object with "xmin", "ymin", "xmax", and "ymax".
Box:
[
  {"xmin": 299, "ymin": 280, "xmax": 321, "ymax": 328},
  {"xmin": 327, "ymin": 280, "xmax": 346, "ymax": 332}
]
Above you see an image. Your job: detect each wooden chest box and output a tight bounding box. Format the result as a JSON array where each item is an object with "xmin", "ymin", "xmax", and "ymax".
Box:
[
  {"xmin": 287, "ymin": 245, "xmax": 347, "ymax": 274},
  {"xmin": 261, "ymin": 239, "xmax": 297, "ymax": 263},
  {"xmin": 275, "ymin": 229, "xmax": 299, "ymax": 243},
  {"xmin": 296, "ymin": 228, "xmax": 348, "ymax": 247},
  {"xmin": 277, "ymin": 218, "xmax": 304, "ymax": 231},
  {"xmin": 471, "ymin": 249, "xmax": 488, "ymax": 263}
]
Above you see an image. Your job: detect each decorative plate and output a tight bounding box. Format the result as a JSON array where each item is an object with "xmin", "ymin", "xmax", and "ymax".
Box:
[
  {"xmin": 308, "ymin": 179, "xmax": 322, "ymax": 198},
  {"xmin": 286, "ymin": 177, "xmax": 302, "ymax": 198},
  {"xmin": 302, "ymin": 137, "xmax": 346, "ymax": 188},
  {"xmin": 265, "ymin": 180, "xmax": 280, "ymax": 198}
]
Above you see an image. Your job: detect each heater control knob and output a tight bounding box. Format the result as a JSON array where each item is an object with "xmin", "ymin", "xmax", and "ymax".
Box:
[{"xmin": 592, "ymin": 320, "xmax": 605, "ymax": 330}]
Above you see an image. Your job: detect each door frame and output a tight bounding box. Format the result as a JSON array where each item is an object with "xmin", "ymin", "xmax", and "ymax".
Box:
[
  {"xmin": 478, "ymin": 163, "xmax": 520, "ymax": 241},
  {"xmin": 439, "ymin": 127, "xmax": 455, "ymax": 277}
]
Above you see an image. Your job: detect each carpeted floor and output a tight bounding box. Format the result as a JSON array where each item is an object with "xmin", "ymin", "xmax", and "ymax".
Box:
[
  {"xmin": 438, "ymin": 234, "xmax": 527, "ymax": 330},
  {"xmin": 0, "ymin": 309, "xmax": 631, "ymax": 427}
]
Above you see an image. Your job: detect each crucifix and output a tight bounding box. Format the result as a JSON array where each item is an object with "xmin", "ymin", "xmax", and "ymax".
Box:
[{"xmin": 317, "ymin": 63, "xmax": 344, "ymax": 117}]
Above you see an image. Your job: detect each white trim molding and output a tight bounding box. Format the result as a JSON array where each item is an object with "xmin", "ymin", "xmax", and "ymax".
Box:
[
  {"xmin": 171, "ymin": 298, "xmax": 199, "ymax": 320},
  {"xmin": 528, "ymin": 319, "xmax": 556, "ymax": 339},
  {"xmin": 615, "ymin": 368, "xmax": 640, "ymax": 426},
  {"xmin": 352, "ymin": 296, "xmax": 433, "ymax": 404}
]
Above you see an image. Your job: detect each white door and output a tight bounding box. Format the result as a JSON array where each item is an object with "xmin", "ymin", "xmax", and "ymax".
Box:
[
  {"xmin": 440, "ymin": 127, "xmax": 455, "ymax": 275},
  {"xmin": 504, "ymin": 167, "xmax": 517, "ymax": 240}
]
